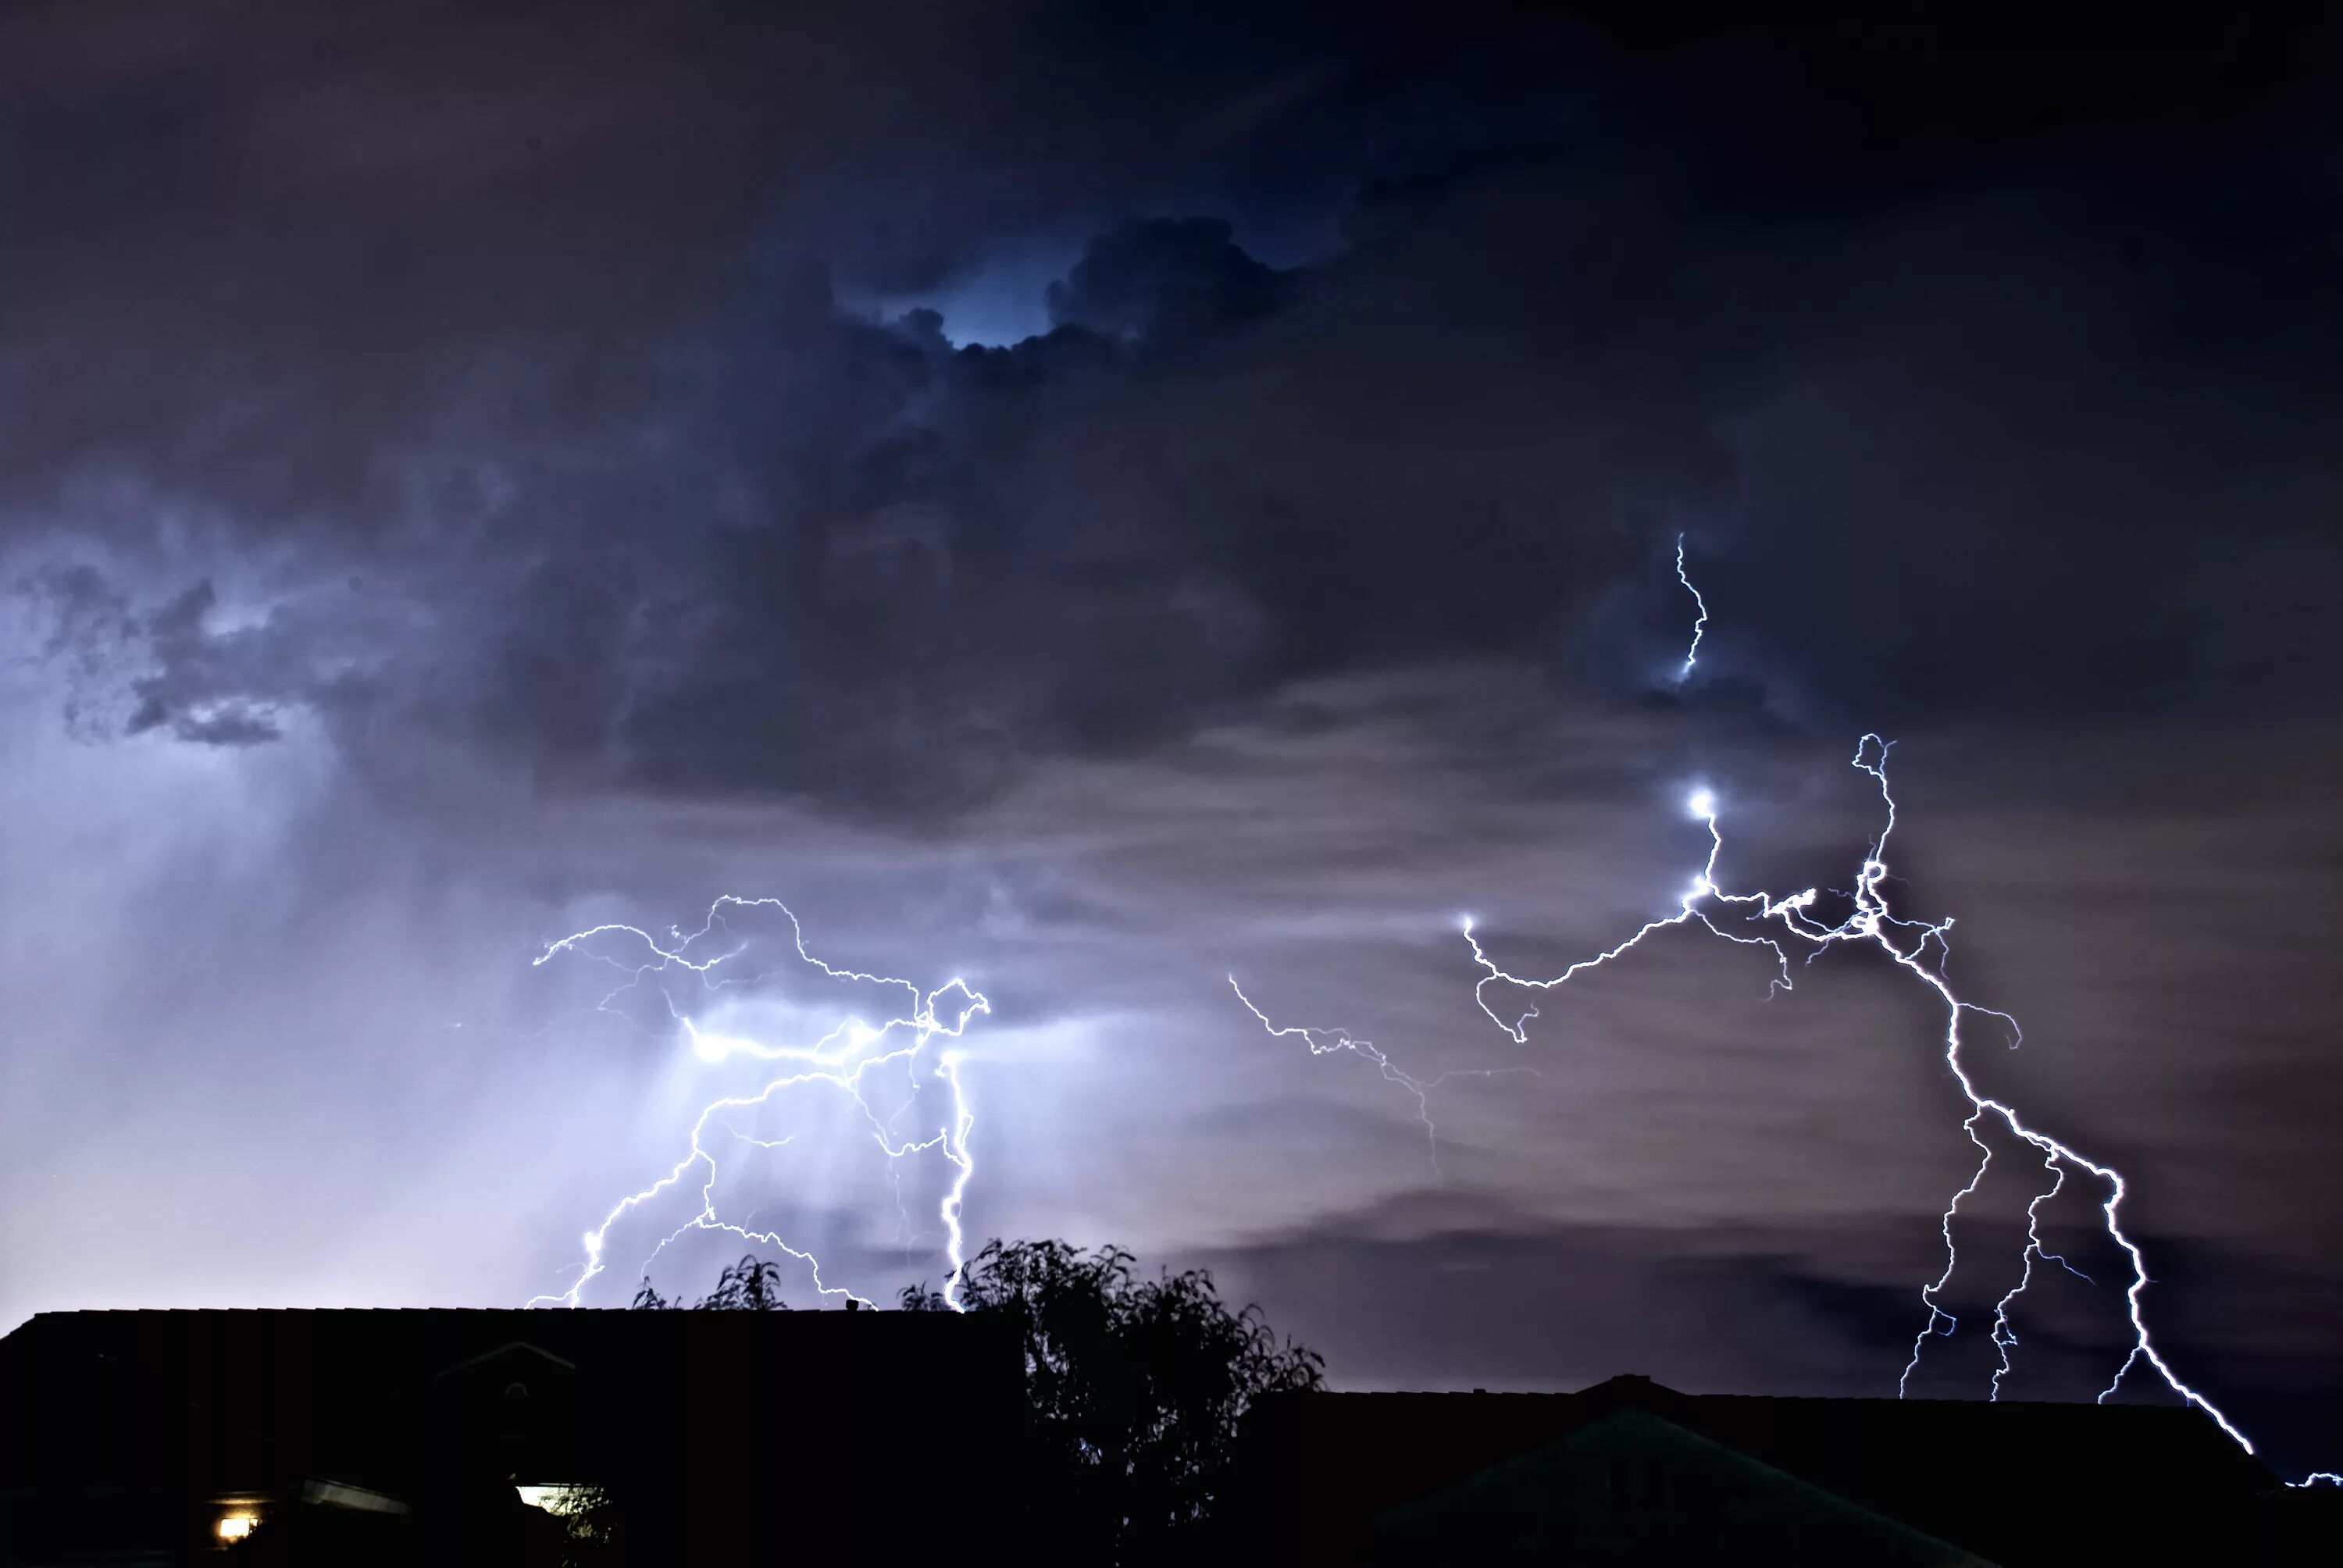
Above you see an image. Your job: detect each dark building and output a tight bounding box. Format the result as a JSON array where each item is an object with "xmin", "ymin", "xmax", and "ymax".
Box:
[
  {"xmin": 1230, "ymin": 1374, "xmax": 2333, "ymax": 1565},
  {"xmin": 0, "ymin": 1306, "xmax": 1029, "ymax": 1566}
]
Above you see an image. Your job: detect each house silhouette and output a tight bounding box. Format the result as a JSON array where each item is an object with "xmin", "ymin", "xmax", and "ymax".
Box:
[
  {"xmin": 1226, "ymin": 1373, "xmax": 2329, "ymax": 1564},
  {"xmin": 0, "ymin": 1306, "xmax": 1028, "ymax": 1565}
]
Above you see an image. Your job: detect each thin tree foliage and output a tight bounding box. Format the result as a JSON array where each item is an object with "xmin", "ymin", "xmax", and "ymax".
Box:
[{"xmin": 629, "ymin": 1254, "xmax": 791, "ymax": 1311}]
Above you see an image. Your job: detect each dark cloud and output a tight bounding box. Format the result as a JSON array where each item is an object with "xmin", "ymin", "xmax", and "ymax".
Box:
[
  {"xmin": 123, "ymin": 582, "xmax": 288, "ymax": 744},
  {"xmin": 1045, "ymin": 218, "xmax": 1296, "ymax": 340},
  {"xmin": 7, "ymin": 3, "xmax": 2335, "ymax": 816}
]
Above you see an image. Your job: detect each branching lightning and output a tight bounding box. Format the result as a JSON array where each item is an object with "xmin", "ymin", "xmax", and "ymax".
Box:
[
  {"xmin": 1239, "ymin": 533, "xmax": 2341, "ymax": 1484},
  {"xmin": 529, "ymin": 896, "xmax": 986, "ymax": 1311},
  {"xmin": 1227, "ymin": 978, "xmax": 1538, "ymax": 1176}
]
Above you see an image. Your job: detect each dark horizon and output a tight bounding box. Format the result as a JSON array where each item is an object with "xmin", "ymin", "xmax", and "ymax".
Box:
[{"xmin": 2, "ymin": 1, "xmax": 2338, "ymax": 1485}]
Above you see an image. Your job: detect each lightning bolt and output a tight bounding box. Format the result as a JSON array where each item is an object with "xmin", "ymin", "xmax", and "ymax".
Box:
[
  {"xmin": 1227, "ymin": 978, "xmax": 1539, "ymax": 1178},
  {"xmin": 1245, "ymin": 537, "xmax": 2341, "ymax": 1484},
  {"xmin": 1988, "ymin": 1149, "xmax": 2093, "ymax": 1402},
  {"xmin": 527, "ymin": 896, "xmax": 987, "ymax": 1312},
  {"xmin": 1674, "ymin": 530, "xmax": 1708, "ymax": 682}
]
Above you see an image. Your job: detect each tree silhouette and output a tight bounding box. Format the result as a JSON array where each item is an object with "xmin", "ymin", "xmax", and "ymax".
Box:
[
  {"xmin": 902, "ymin": 1238, "xmax": 1322, "ymax": 1556},
  {"xmin": 604, "ymin": 1241, "xmax": 1317, "ymax": 1556},
  {"xmin": 629, "ymin": 1254, "xmax": 790, "ymax": 1311}
]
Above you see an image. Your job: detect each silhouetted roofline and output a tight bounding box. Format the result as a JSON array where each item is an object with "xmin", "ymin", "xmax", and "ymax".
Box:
[
  {"xmin": 1265, "ymin": 1371, "xmax": 2266, "ymax": 1425},
  {"xmin": 7, "ymin": 1305, "xmax": 979, "ymax": 1328},
  {"xmin": 0, "ymin": 1304, "xmax": 1022, "ymax": 1382},
  {"xmin": 1311, "ymin": 1370, "xmax": 2081, "ymax": 1401}
]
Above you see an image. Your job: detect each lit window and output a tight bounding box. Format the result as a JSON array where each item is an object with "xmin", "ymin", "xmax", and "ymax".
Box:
[{"xmin": 216, "ymin": 1513, "xmax": 259, "ymax": 1541}]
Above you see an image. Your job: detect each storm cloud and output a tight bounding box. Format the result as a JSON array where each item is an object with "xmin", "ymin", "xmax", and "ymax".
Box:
[{"xmin": 3, "ymin": 0, "xmax": 2339, "ymax": 1479}]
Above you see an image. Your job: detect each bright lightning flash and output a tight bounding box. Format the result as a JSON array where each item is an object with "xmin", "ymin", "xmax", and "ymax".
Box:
[{"xmin": 529, "ymin": 896, "xmax": 987, "ymax": 1311}]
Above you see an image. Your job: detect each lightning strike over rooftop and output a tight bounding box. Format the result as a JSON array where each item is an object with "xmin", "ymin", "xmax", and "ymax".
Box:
[{"xmin": 1246, "ymin": 534, "xmax": 2340, "ymax": 1485}]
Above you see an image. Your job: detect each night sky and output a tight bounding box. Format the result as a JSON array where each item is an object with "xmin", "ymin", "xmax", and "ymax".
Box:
[{"xmin": 4, "ymin": 3, "xmax": 2340, "ymax": 1478}]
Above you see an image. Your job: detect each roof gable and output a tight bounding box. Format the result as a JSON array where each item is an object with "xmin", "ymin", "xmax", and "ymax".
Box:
[
  {"xmin": 1375, "ymin": 1406, "xmax": 1995, "ymax": 1566},
  {"xmin": 435, "ymin": 1340, "xmax": 580, "ymax": 1380}
]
